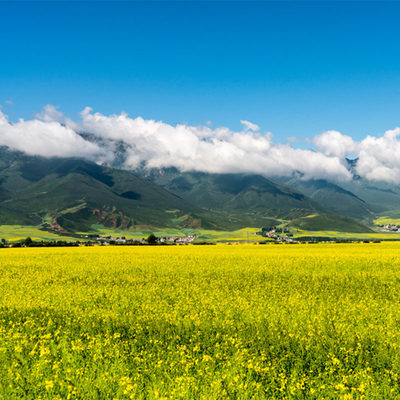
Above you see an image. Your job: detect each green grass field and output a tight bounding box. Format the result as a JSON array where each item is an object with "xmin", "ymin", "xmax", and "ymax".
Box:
[
  {"xmin": 291, "ymin": 228, "xmax": 400, "ymax": 240},
  {"xmin": 374, "ymin": 217, "xmax": 400, "ymax": 226},
  {"xmin": 2, "ymin": 244, "xmax": 400, "ymax": 398},
  {"xmin": 0, "ymin": 225, "xmax": 78, "ymax": 242},
  {"xmin": 79, "ymin": 225, "xmax": 264, "ymax": 242},
  {"xmin": 2, "ymin": 222, "xmax": 400, "ymax": 244}
]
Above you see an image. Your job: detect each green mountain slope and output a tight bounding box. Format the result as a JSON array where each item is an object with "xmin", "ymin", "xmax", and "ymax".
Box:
[
  {"xmin": 288, "ymin": 214, "xmax": 373, "ymax": 233},
  {"xmin": 146, "ymin": 169, "xmax": 325, "ymax": 219},
  {"xmin": 0, "ymin": 149, "xmax": 216, "ymax": 232},
  {"xmin": 276, "ymin": 178, "xmax": 375, "ymax": 220},
  {"xmin": 0, "ymin": 148, "xmax": 281, "ymax": 232},
  {"xmin": 340, "ymin": 180, "xmax": 400, "ymax": 214},
  {"xmin": 0, "ymin": 148, "xmax": 391, "ymax": 234},
  {"xmin": 340, "ymin": 158, "xmax": 400, "ymax": 215}
]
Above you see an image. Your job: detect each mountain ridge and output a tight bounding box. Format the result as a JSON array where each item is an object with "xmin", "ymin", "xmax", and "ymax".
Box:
[{"xmin": 0, "ymin": 147, "xmax": 388, "ymax": 235}]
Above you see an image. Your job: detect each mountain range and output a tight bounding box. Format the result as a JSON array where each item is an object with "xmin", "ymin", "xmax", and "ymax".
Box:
[{"xmin": 0, "ymin": 145, "xmax": 398, "ymax": 235}]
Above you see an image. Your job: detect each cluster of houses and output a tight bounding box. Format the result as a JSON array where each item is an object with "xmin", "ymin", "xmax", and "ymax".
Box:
[
  {"xmin": 158, "ymin": 235, "xmax": 198, "ymax": 244},
  {"xmin": 85, "ymin": 234, "xmax": 200, "ymax": 245},
  {"xmin": 378, "ymin": 224, "xmax": 400, "ymax": 232},
  {"xmin": 257, "ymin": 227, "xmax": 295, "ymax": 242}
]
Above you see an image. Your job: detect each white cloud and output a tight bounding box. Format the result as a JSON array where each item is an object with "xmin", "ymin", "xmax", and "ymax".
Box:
[
  {"xmin": 35, "ymin": 104, "xmax": 65, "ymax": 123},
  {"xmin": 355, "ymin": 128, "xmax": 400, "ymax": 184},
  {"xmin": 0, "ymin": 109, "xmax": 108, "ymax": 160},
  {"xmin": 314, "ymin": 127, "xmax": 400, "ymax": 184},
  {"xmin": 240, "ymin": 120, "xmax": 259, "ymax": 132},
  {"xmin": 78, "ymin": 108, "xmax": 352, "ymax": 181},
  {"xmin": 313, "ymin": 130, "xmax": 357, "ymax": 159},
  {"xmin": 2, "ymin": 104, "xmax": 400, "ymax": 184}
]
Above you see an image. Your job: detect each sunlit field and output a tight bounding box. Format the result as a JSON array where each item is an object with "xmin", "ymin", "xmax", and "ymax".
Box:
[
  {"xmin": 2, "ymin": 243, "xmax": 400, "ymax": 399},
  {"xmin": 374, "ymin": 217, "xmax": 400, "ymax": 226},
  {"xmin": 0, "ymin": 225, "xmax": 78, "ymax": 243},
  {"xmin": 82, "ymin": 226, "xmax": 264, "ymax": 242},
  {"xmin": 292, "ymin": 229, "xmax": 400, "ymax": 240}
]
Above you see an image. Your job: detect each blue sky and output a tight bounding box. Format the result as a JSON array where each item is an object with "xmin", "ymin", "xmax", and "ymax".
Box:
[{"xmin": 1, "ymin": 1, "xmax": 400, "ymax": 143}]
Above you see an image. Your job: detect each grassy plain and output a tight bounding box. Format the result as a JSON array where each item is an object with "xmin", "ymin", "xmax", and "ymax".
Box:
[
  {"xmin": 80, "ymin": 225, "xmax": 264, "ymax": 242},
  {"xmin": 0, "ymin": 224, "xmax": 264, "ymax": 243},
  {"xmin": 2, "ymin": 221, "xmax": 400, "ymax": 244},
  {"xmin": 0, "ymin": 225, "xmax": 78, "ymax": 242},
  {"xmin": 291, "ymin": 228, "xmax": 400, "ymax": 240},
  {"xmin": 374, "ymin": 217, "xmax": 400, "ymax": 226},
  {"xmin": 1, "ymin": 244, "xmax": 400, "ymax": 398}
]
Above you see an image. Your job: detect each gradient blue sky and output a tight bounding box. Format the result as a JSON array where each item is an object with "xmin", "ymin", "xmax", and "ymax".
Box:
[{"xmin": 1, "ymin": 1, "xmax": 400, "ymax": 143}]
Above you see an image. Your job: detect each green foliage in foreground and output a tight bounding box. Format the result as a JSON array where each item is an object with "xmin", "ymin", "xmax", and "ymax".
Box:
[{"xmin": 1, "ymin": 244, "xmax": 400, "ymax": 399}]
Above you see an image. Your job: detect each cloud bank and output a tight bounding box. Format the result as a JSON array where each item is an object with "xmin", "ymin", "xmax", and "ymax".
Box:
[
  {"xmin": 1, "ymin": 105, "xmax": 400, "ymax": 184},
  {"xmin": 313, "ymin": 129, "xmax": 400, "ymax": 184},
  {"xmin": 0, "ymin": 109, "xmax": 107, "ymax": 160}
]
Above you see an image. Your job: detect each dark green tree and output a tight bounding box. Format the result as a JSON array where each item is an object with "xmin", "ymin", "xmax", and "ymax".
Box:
[
  {"xmin": 147, "ymin": 233, "xmax": 157, "ymax": 245},
  {"xmin": 24, "ymin": 237, "xmax": 33, "ymax": 246}
]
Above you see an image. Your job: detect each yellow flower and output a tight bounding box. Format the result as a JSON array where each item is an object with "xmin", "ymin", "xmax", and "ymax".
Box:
[{"xmin": 45, "ymin": 380, "xmax": 54, "ymax": 390}]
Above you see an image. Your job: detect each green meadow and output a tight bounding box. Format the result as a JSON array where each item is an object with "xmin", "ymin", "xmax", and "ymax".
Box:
[
  {"xmin": 0, "ymin": 225, "xmax": 78, "ymax": 242},
  {"xmin": 2, "ymin": 223, "xmax": 400, "ymax": 243}
]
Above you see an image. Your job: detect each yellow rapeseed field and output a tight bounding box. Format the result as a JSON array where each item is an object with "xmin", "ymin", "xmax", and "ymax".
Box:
[{"xmin": 1, "ymin": 243, "xmax": 400, "ymax": 399}]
